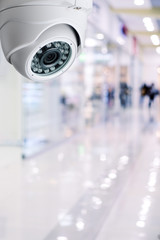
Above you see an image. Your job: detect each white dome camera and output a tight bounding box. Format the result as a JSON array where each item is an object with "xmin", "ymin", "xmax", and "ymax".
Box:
[{"xmin": 0, "ymin": 0, "xmax": 92, "ymax": 81}]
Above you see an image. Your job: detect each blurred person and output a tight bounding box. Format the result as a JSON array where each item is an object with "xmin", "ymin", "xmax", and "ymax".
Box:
[
  {"xmin": 107, "ymin": 87, "xmax": 115, "ymax": 108},
  {"xmin": 60, "ymin": 93, "xmax": 67, "ymax": 106},
  {"xmin": 119, "ymin": 82, "xmax": 132, "ymax": 108},
  {"xmin": 140, "ymin": 83, "xmax": 150, "ymax": 107},
  {"xmin": 148, "ymin": 83, "xmax": 159, "ymax": 108},
  {"xmin": 119, "ymin": 82, "xmax": 127, "ymax": 108}
]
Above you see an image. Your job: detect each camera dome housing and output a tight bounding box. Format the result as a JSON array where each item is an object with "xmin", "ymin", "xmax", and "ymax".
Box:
[
  {"xmin": 0, "ymin": 0, "xmax": 92, "ymax": 81},
  {"xmin": 10, "ymin": 24, "xmax": 78, "ymax": 81}
]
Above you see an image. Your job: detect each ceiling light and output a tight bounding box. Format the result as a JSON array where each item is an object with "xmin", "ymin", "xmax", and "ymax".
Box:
[
  {"xmin": 143, "ymin": 17, "xmax": 151, "ymax": 24},
  {"xmin": 143, "ymin": 17, "xmax": 155, "ymax": 32},
  {"xmin": 134, "ymin": 0, "xmax": 144, "ymax": 6},
  {"xmin": 150, "ymin": 35, "xmax": 160, "ymax": 46}
]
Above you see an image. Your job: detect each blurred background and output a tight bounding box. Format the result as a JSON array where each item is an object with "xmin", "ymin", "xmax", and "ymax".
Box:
[{"xmin": 0, "ymin": 0, "xmax": 160, "ymax": 239}]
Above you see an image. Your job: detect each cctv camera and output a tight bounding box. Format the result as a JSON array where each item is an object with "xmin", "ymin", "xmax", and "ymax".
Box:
[{"xmin": 0, "ymin": 0, "xmax": 92, "ymax": 81}]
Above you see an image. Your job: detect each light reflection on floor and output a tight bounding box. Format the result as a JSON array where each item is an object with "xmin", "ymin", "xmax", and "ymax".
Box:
[{"xmin": 0, "ymin": 108, "xmax": 160, "ymax": 240}]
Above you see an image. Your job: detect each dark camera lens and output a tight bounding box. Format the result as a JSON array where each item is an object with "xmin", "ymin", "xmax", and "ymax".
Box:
[
  {"xmin": 31, "ymin": 41, "xmax": 72, "ymax": 76},
  {"xmin": 42, "ymin": 49, "xmax": 61, "ymax": 67},
  {"xmin": 44, "ymin": 53, "xmax": 57, "ymax": 64}
]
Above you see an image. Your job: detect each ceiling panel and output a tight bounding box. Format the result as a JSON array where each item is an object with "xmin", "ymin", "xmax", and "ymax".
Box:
[{"xmin": 107, "ymin": 0, "xmax": 151, "ymax": 8}]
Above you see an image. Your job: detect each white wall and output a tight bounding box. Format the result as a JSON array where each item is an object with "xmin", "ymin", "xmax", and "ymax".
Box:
[{"xmin": 0, "ymin": 45, "xmax": 22, "ymax": 144}]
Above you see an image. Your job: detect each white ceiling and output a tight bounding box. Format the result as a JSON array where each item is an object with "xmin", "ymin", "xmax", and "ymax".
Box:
[
  {"xmin": 107, "ymin": 0, "xmax": 151, "ymax": 8},
  {"xmin": 106, "ymin": 0, "xmax": 159, "ymax": 47}
]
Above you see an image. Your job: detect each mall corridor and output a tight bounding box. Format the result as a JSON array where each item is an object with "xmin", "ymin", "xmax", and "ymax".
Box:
[
  {"xmin": 1, "ymin": 0, "xmax": 160, "ymax": 239},
  {"xmin": 0, "ymin": 104, "xmax": 160, "ymax": 240}
]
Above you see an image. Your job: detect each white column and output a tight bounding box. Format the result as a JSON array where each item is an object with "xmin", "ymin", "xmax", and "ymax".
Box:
[{"xmin": 0, "ymin": 45, "xmax": 22, "ymax": 161}]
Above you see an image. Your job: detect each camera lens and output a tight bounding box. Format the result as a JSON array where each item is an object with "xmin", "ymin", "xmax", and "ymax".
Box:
[
  {"xmin": 31, "ymin": 41, "xmax": 72, "ymax": 76},
  {"xmin": 42, "ymin": 50, "xmax": 61, "ymax": 67}
]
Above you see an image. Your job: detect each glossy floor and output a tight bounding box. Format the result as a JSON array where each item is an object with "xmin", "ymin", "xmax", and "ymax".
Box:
[{"xmin": 0, "ymin": 107, "xmax": 160, "ymax": 240}]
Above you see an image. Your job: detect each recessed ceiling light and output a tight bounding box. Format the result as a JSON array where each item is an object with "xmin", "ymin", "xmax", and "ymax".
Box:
[
  {"xmin": 143, "ymin": 17, "xmax": 155, "ymax": 32},
  {"xmin": 150, "ymin": 35, "xmax": 160, "ymax": 46},
  {"xmin": 134, "ymin": 0, "xmax": 144, "ymax": 6}
]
